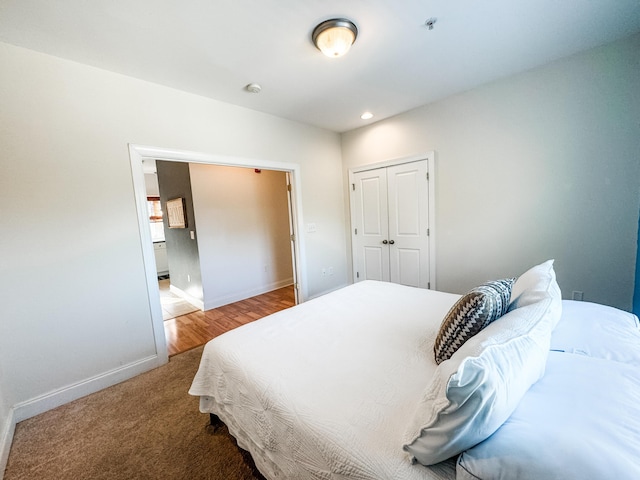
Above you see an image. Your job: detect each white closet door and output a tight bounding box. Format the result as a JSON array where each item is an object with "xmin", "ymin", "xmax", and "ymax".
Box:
[
  {"xmin": 386, "ymin": 161, "xmax": 430, "ymax": 288},
  {"xmin": 351, "ymin": 159, "xmax": 431, "ymax": 288},
  {"xmin": 352, "ymin": 168, "xmax": 389, "ymax": 282}
]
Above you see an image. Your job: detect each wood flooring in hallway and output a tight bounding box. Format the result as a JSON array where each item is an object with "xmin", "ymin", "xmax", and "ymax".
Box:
[{"xmin": 164, "ymin": 285, "xmax": 296, "ymax": 356}]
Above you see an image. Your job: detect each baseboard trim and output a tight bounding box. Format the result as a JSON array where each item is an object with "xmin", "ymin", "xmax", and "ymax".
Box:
[
  {"xmin": 203, "ymin": 279, "xmax": 294, "ymax": 311},
  {"xmin": 0, "ymin": 407, "xmax": 16, "ymax": 480},
  {"xmin": 169, "ymin": 284, "xmax": 205, "ymax": 311},
  {"xmin": 306, "ymin": 283, "xmax": 349, "ymax": 301},
  {"xmin": 12, "ymin": 354, "xmax": 163, "ymax": 424}
]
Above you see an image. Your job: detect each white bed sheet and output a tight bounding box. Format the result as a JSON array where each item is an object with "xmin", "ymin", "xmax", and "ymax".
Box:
[
  {"xmin": 189, "ymin": 280, "xmax": 461, "ymax": 479},
  {"xmin": 551, "ymin": 299, "xmax": 640, "ymax": 364}
]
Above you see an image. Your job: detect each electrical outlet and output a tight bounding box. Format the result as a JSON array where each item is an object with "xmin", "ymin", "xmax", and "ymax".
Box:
[
  {"xmin": 328, "ymin": 267, "xmax": 334, "ymax": 276},
  {"xmin": 572, "ymin": 291, "xmax": 584, "ymax": 301}
]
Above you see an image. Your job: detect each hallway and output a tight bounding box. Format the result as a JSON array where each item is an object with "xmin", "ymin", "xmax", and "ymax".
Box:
[
  {"xmin": 158, "ymin": 278, "xmax": 199, "ymax": 320},
  {"xmin": 163, "ymin": 285, "xmax": 295, "ymax": 356}
]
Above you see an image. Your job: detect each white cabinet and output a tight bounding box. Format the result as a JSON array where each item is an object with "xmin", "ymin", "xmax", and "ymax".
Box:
[
  {"xmin": 153, "ymin": 241, "xmax": 169, "ymax": 276},
  {"xmin": 350, "ymin": 159, "xmax": 433, "ymax": 289}
]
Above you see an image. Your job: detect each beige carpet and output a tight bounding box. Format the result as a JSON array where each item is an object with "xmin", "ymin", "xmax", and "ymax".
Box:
[{"xmin": 4, "ymin": 347, "xmax": 265, "ymax": 480}]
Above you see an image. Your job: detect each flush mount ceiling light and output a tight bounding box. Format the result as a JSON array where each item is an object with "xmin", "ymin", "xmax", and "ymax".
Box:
[
  {"xmin": 312, "ymin": 18, "xmax": 358, "ymax": 58},
  {"xmin": 360, "ymin": 112, "xmax": 373, "ymax": 120}
]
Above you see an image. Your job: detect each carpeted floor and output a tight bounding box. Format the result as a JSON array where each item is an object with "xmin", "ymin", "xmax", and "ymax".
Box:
[{"xmin": 3, "ymin": 346, "xmax": 266, "ymax": 480}]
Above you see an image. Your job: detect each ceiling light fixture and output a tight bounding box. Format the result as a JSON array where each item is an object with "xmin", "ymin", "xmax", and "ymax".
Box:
[
  {"xmin": 312, "ymin": 18, "xmax": 358, "ymax": 58},
  {"xmin": 360, "ymin": 112, "xmax": 373, "ymax": 120}
]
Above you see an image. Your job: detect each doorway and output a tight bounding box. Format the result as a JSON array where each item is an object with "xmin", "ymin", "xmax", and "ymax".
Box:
[
  {"xmin": 129, "ymin": 145, "xmax": 305, "ymax": 363},
  {"xmin": 186, "ymin": 163, "xmax": 295, "ymax": 309}
]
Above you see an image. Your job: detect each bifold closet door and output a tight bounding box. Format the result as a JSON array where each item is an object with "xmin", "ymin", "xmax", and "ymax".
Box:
[
  {"xmin": 352, "ymin": 160, "xmax": 430, "ymax": 288},
  {"xmin": 386, "ymin": 161, "xmax": 429, "ymax": 288},
  {"xmin": 352, "ymin": 167, "xmax": 390, "ymax": 282}
]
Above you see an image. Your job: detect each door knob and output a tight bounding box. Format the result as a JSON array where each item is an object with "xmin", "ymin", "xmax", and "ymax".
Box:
[
  {"xmin": 382, "ymin": 240, "xmax": 388, "ymax": 244},
  {"xmin": 389, "ymin": 240, "xmax": 395, "ymax": 245}
]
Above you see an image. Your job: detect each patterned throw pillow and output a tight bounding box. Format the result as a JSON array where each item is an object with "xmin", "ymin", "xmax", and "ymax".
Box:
[{"xmin": 434, "ymin": 278, "xmax": 515, "ymax": 364}]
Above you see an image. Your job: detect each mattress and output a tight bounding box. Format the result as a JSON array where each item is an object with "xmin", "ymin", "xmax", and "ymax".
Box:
[
  {"xmin": 189, "ymin": 280, "xmax": 461, "ymax": 479},
  {"xmin": 457, "ymin": 299, "xmax": 640, "ymax": 479}
]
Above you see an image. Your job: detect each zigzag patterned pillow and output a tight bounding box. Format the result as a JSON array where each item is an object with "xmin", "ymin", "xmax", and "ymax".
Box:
[{"xmin": 434, "ymin": 278, "xmax": 515, "ymax": 364}]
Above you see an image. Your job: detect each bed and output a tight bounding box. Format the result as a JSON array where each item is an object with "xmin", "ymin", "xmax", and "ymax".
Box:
[{"xmin": 189, "ymin": 260, "xmax": 640, "ymax": 479}]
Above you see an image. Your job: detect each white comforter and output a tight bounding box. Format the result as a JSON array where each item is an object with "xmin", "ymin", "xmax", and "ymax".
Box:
[{"xmin": 189, "ymin": 280, "xmax": 460, "ymax": 479}]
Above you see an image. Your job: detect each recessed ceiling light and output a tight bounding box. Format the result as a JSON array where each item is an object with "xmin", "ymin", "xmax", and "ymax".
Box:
[{"xmin": 360, "ymin": 112, "xmax": 373, "ymax": 120}]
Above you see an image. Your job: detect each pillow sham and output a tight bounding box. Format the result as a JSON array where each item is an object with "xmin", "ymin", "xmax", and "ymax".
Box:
[
  {"xmin": 403, "ymin": 260, "xmax": 561, "ymax": 466},
  {"xmin": 457, "ymin": 352, "xmax": 640, "ymax": 480},
  {"xmin": 434, "ymin": 278, "xmax": 515, "ymax": 364}
]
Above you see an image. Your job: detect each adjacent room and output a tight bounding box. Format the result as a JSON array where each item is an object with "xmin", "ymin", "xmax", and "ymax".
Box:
[
  {"xmin": 1, "ymin": 1, "xmax": 639, "ymax": 479},
  {"xmin": 143, "ymin": 158, "xmax": 296, "ymax": 355}
]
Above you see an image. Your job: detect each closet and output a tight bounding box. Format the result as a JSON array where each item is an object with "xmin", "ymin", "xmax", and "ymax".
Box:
[{"xmin": 350, "ymin": 157, "xmax": 433, "ymax": 289}]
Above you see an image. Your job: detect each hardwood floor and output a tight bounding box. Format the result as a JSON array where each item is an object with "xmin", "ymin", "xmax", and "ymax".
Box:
[{"xmin": 163, "ymin": 285, "xmax": 296, "ymax": 357}]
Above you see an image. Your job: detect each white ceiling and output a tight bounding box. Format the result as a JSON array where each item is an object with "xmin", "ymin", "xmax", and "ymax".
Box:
[{"xmin": 1, "ymin": 0, "xmax": 640, "ymax": 133}]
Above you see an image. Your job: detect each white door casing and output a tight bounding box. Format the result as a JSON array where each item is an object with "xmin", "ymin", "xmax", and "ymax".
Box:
[
  {"xmin": 350, "ymin": 153, "xmax": 435, "ymax": 290},
  {"xmin": 129, "ymin": 144, "xmax": 306, "ymax": 363},
  {"xmin": 286, "ymin": 172, "xmax": 299, "ymax": 304}
]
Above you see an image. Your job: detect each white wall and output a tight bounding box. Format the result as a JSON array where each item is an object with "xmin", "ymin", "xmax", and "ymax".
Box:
[
  {"xmin": 0, "ymin": 40, "xmax": 347, "ymax": 446},
  {"xmin": 190, "ymin": 165, "xmax": 294, "ymax": 309},
  {"xmin": 342, "ymin": 34, "xmax": 640, "ymax": 311}
]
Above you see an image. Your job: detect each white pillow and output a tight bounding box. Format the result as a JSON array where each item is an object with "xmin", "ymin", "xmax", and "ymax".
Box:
[
  {"xmin": 403, "ymin": 260, "xmax": 561, "ymax": 465},
  {"xmin": 551, "ymin": 299, "xmax": 640, "ymax": 365},
  {"xmin": 509, "ymin": 259, "xmax": 560, "ymax": 315},
  {"xmin": 457, "ymin": 352, "xmax": 640, "ymax": 480}
]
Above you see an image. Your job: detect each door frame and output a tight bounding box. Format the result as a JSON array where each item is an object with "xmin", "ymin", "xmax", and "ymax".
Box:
[
  {"xmin": 348, "ymin": 152, "xmax": 436, "ymax": 290},
  {"xmin": 129, "ymin": 144, "xmax": 306, "ymax": 363}
]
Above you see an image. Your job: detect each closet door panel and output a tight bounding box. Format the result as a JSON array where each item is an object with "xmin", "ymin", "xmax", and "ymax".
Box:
[
  {"xmin": 392, "ymin": 248, "xmax": 422, "ymax": 287},
  {"xmin": 352, "ymin": 169, "xmax": 389, "ymax": 282},
  {"xmin": 387, "ymin": 161, "xmax": 430, "ymax": 288},
  {"xmin": 363, "ymin": 246, "xmax": 385, "ymax": 281}
]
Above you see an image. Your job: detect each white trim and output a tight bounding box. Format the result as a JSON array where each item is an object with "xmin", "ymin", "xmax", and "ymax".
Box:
[
  {"xmin": 202, "ymin": 279, "xmax": 294, "ymax": 311},
  {"xmin": 128, "ymin": 146, "xmax": 307, "ymax": 345},
  {"xmin": 427, "ymin": 152, "xmax": 437, "ymax": 290},
  {"xmin": 349, "ymin": 153, "xmax": 431, "ymax": 174},
  {"xmin": 348, "ymin": 152, "xmax": 436, "ymax": 290},
  {"xmin": 306, "ymin": 282, "xmax": 350, "ymax": 301},
  {"xmin": 0, "ymin": 408, "xmax": 16, "ymax": 479},
  {"xmin": 169, "ymin": 284, "xmax": 205, "ymax": 311},
  {"xmin": 168, "ymin": 278, "xmax": 298, "ymax": 313},
  {"xmin": 129, "ymin": 145, "xmax": 169, "ymax": 366},
  {"xmin": 12, "ymin": 355, "xmax": 162, "ymax": 423}
]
